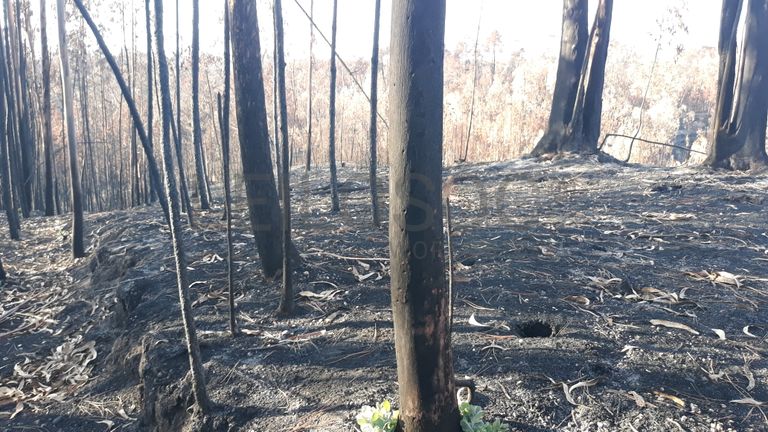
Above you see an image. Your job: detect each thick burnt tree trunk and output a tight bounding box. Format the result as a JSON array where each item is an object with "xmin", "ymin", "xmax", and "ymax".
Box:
[
  {"xmin": 368, "ymin": 0, "xmax": 381, "ymax": 227},
  {"xmin": 564, "ymin": 0, "xmax": 613, "ymax": 153},
  {"xmin": 531, "ymin": 0, "xmax": 588, "ymax": 155},
  {"xmin": 231, "ymin": 0, "xmax": 285, "ymax": 280},
  {"xmin": 40, "ymin": 0, "xmax": 55, "ymax": 216},
  {"xmin": 530, "ymin": 0, "xmax": 614, "ymax": 156},
  {"xmin": 56, "ymin": 0, "xmax": 86, "ymax": 258},
  {"xmin": 705, "ymin": 0, "xmax": 768, "ymax": 170},
  {"xmin": 153, "ymin": 0, "xmax": 211, "ymax": 413},
  {"xmin": 0, "ymin": 24, "xmax": 20, "ymax": 240},
  {"xmin": 388, "ymin": 0, "xmax": 459, "ymax": 430}
]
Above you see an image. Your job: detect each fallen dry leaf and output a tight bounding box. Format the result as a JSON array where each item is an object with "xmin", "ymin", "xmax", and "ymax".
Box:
[
  {"xmin": 563, "ymin": 295, "xmax": 590, "ymax": 305},
  {"xmin": 650, "ymin": 319, "xmax": 699, "ymax": 335},
  {"xmin": 654, "ymin": 391, "xmax": 685, "ymax": 408},
  {"xmin": 468, "ymin": 313, "xmax": 493, "ymax": 328},
  {"xmin": 730, "ymin": 398, "xmax": 764, "ymax": 406}
]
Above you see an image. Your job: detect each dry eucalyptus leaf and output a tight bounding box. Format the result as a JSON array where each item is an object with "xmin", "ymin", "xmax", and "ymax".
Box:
[
  {"xmin": 730, "ymin": 398, "xmax": 764, "ymax": 406},
  {"xmin": 654, "ymin": 391, "xmax": 685, "ymax": 408},
  {"xmin": 96, "ymin": 419, "xmax": 115, "ymax": 430},
  {"xmin": 468, "ymin": 313, "xmax": 493, "ymax": 328},
  {"xmin": 563, "ymin": 295, "xmax": 590, "ymax": 305},
  {"xmin": 650, "ymin": 319, "xmax": 699, "ymax": 335},
  {"xmin": 712, "ymin": 329, "xmax": 726, "ymax": 340},
  {"xmin": 9, "ymin": 401, "xmax": 23, "ymax": 419},
  {"xmin": 743, "ymin": 325, "xmax": 759, "ymax": 338},
  {"xmin": 713, "ymin": 271, "xmax": 741, "ymax": 288},
  {"xmin": 563, "ymin": 378, "xmax": 599, "ymax": 406}
]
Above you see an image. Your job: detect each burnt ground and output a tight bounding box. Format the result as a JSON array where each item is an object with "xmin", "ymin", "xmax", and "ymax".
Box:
[{"xmin": 1, "ymin": 156, "xmax": 767, "ymax": 432}]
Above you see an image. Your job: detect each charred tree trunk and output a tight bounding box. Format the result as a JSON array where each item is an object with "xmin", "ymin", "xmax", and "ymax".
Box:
[
  {"xmin": 461, "ymin": 14, "xmax": 481, "ymax": 163},
  {"xmin": 174, "ymin": 0, "xmax": 193, "ymax": 220},
  {"xmin": 5, "ymin": 0, "xmax": 33, "ymax": 217},
  {"xmin": 40, "ymin": 0, "xmax": 55, "ymax": 216},
  {"xmin": 531, "ymin": 0, "xmax": 613, "ymax": 156},
  {"xmin": 272, "ymin": 4, "xmax": 282, "ymax": 202},
  {"xmin": 153, "ymin": 0, "xmax": 211, "ymax": 413},
  {"xmin": 56, "ymin": 0, "xmax": 86, "ymax": 258},
  {"xmin": 305, "ymin": 0, "xmax": 313, "ymax": 172},
  {"xmin": 328, "ymin": 0, "xmax": 340, "ymax": 212},
  {"xmin": 0, "ymin": 257, "xmax": 5, "ymax": 280},
  {"xmin": 530, "ymin": 0, "xmax": 588, "ymax": 155},
  {"xmin": 563, "ymin": 0, "xmax": 613, "ymax": 153},
  {"xmin": 705, "ymin": 0, "xmax": 768, "ymax": 170},
  {"xmin": 72, "ymin": 0, "xmax": 170, "ymax": 223},
  {"xmin": 192, "ymin": 0, "xmax": 211, "ymax": 209},
  {"xmin": 368, "ymin": 0, "xmax": 381, "ymax": 227},
  {"xmin": 145, "ymin": 0, "xmax": 157, "ymax": 203},
  {"xmin": 274, "ymin": 0, "xmax": 293, "ymax": 316},
  {"xmin": 388, "ymin": 0, "xmax": 459, "ymax": 430},
  {"xmin": 220, "ymin": 0, "xmax": 235, "ymax": 335},
  {"xmin": 0, "ymin": 37, "xmax": 20, "ymax": 240},
  {"xmin": 231, "ymin": 0, "xmax": 285, "ymax": 280}
]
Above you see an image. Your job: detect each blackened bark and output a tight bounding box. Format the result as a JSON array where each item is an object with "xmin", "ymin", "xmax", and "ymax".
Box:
[
  {"xmin": 145, "ymin": 0, "xmax": 156, "ymax": 203},
  {"xmin": 220, "ymin": 0, "xmax": 235, "ymax": 335},
  {"xmin": 530, "ymin": 0, "xmax": 589, "ymax": 155},
  {"xmin": 0, "ymin": 257, "xmax": 5, "ymax": 280},
  {"xmin": 705, "ymin": 0, "xmax": 768, "ymax": 170},
  {"xmin": 305, "ymin": 0, "xmax": 313, "ymax": 172},
  {"xmin": 369, "ymin": 0, "xmax": 381, "ymax": 227},
  {"xmin": 580, "ymin": 0, "xmax": 613, "ymax": 148},
  {"xmin": 174, "ymin": 0, "xmax": 193, "ymax": 220},
  {"xmin": 192, "ymin": 0, "xmax": 210, "ymax": 209},
  {"xmin": 0, "ymin": 37, "xmax": 20, "ymax": 240},
  {"xmin": 531, "ymin": 0, "xmax": 613, "ymax": 155},
  {"xmin": 40, "ymin": 0, "xmax": 55, "ymax": 216},
  {"xmin": 328, "ymin": 0, "xmax": 340, "ymax": 212},
  {"xmin": 231, "ymin": 0, "xmax": 285, "ymax": 280},
  {"xmin": 274, "ymin": 0, "xmax": 293, "ymax": 316},
  {"xmin": 388, "ymin": 0, "xmax": 459, "ymax": 430},
  {"xmin": 56, "ymin": 0, "xmax": 86, "ymax": 258},
  {"xmin": 272, "ymin": 3, "xmax": 283, "ymax": 202},
  {"xmin": 565, "ymin": 0, "xmax": 613, "ymax": 153},
  {"xmin": 153, "ymin": 0, "xmax": 211, "ymax": 413}
]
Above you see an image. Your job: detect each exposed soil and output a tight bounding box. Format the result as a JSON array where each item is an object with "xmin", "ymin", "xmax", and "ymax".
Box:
[{"xmin": 1, "ymin": 156, "xmax": 768, "ymax": 431}]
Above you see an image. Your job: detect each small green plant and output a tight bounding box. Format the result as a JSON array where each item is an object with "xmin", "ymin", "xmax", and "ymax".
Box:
[
  {"xmin": 356, "ymin": 400, "xmax": 399, "ymax": 432},
  {"xmin": 356, "ymin": 400, "xmax": 508, "ymax": 432},
  {"xmin": 459, "ymin": 402, "xmax": 509, "ymax": 432}
]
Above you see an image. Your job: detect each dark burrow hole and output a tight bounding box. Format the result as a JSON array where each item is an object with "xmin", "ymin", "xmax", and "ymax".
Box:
[
  {"xmin": 461, "ymin": 258, "xmax": 477, "ymax": 266},
  {"xmin": 517, "ymin": 320, "xmax": 557, "ymax": 338}
]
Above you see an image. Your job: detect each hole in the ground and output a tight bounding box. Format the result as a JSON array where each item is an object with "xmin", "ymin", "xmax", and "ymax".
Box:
[
  {"xmin": 517, "ymin": 320, "xmax": 556, "ymax": 338},
  {"xmin": 461, "ymin": 258, "xmax": 477, "ymax": 266}
]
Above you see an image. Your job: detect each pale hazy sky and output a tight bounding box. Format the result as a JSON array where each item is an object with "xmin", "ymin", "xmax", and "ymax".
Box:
[{"xmin": 28, "ymin": 0, "xmax": 719, "ymax": 62}]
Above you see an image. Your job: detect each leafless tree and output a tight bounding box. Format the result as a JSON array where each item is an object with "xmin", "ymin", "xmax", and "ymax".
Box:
[
  {"xmin": 328, "ymin": 0, "xmax": 340, "ymax": 212},
  {"xmin": 56, "ymin": 0, "xmax": 86, "ymax": 258},
  {"xmin": 231, "ymin": 0, "xmax": 285, "ymax": 280},
  {"xmin": 153, "ymin": 0, "xmax": 211, "ymax": 412}
]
